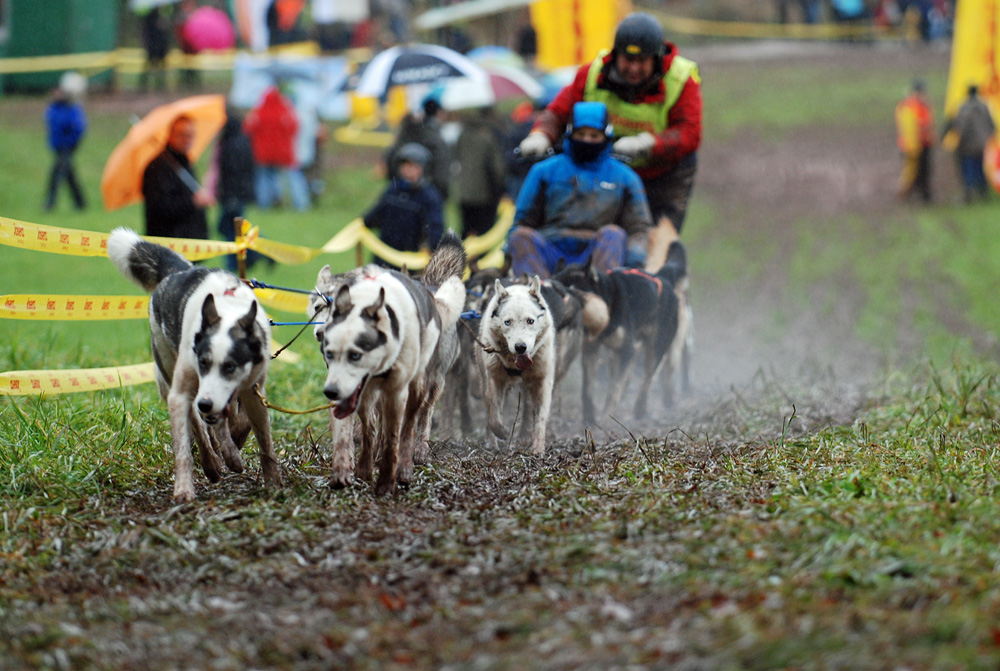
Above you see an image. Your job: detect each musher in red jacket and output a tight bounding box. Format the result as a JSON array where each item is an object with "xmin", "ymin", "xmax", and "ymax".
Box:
[{"xmin": 519, "ymin": 12, "xmax": 702, "ymax": 270}]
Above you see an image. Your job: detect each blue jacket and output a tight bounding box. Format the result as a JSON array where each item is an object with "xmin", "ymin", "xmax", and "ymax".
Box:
[
  {"xmin": 364, "ymin": 179, "xmax": 444, "ymax": 256},
  {"xmin": 45, "ymin": 100, "xmax": 87, "ymax": 152},
  {"xmin": 513, "ymin": 140, "xmax": 651, "ymax": 238}
]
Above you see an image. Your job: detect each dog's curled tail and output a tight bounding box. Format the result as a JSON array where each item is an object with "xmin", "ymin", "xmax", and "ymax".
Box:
[
  {"xmin": 422, "ymin": 232, "xmax": 467, "ymax": 287},
  {"xmin": 107, "ymin": 227, "xmax": 193, "ymax": 293}
]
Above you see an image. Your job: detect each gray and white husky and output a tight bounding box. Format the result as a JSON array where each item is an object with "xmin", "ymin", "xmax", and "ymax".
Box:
[
  {"xmin": 107, "ymin": 228, "xmax": 281, "ymax": 503},
  {"xmin": 478, "ymin": 276, "xmax": 556, "ymax": 455},
  {"xmin": 314, "ymin": 234, "xmax": 466, "ymax": 495}
]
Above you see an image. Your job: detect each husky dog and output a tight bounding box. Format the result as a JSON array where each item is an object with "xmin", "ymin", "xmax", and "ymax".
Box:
[
  {"xmin": 315, "ymin": 234, "xmax": 466, "ymax": 494},
  {"xmin": 554, "ymin": 240, "xmax": 691, "ymax": 423},
  {"xmin": 107, "ymin": 228, "xmax": 281, "ymax": 502},
  {"xmin": 478, "ymin": 276, "xmax": 556, "ymax": 454}
]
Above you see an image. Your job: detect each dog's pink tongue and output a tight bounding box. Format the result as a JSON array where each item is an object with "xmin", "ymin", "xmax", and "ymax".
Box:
[
  {"xmin": 514, "ymin": 353, "xmax": 533, "ymax": 370},
  {"xmin": 333, "ymin": 384, "xmax": 363, "ymax": 419}
]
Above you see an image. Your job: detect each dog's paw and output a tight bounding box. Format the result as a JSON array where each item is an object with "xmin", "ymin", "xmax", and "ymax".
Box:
[
  {"xmin": 374, "ymin": 475, "xmax": 397, "ymax": 497},
  {"xmin": 173, "ymin": 486, "xmax": 196, "ymax": 503},
  {"xmin": 397, "ymin": 463, "xmax": 414, "ymax": 485},
  {"xmin": 329, "ymin": 468, "xmax": 352, "ymax": 489},
  {"xmin": 262, "ymin": 464, "xmax": 283, "ymax": 488}
]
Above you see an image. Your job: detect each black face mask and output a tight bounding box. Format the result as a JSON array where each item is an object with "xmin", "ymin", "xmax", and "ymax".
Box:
[{"xmin": 569, "ymin": 138, "xmax": 606, "ymax": 164}]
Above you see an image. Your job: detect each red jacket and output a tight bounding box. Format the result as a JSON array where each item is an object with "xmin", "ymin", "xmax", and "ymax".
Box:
[
  {"xmin": 533, "ymin": 45, "xmax": 702, "ymax": 179},
  {"xmin": 243, "ymin": 87, "xmax": 299, "ymax": 168}
]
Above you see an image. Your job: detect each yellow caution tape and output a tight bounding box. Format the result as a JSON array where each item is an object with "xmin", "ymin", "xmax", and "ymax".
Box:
[
  {"xmin": 0, "ymin": 294, "xmax": 149, "ymax": 320},
  {"xmin": 333, "ymin": 124, "xmax": 396, "ymax": 148},
  {"xmin": 476, "ymin": 245, "xmax": 507, "ymax": 270},
  {"xmin": 0, "ymin": 217, "xmax": 239, "ymax": 260},
  {"xmin": 251, "ymin": 236, "xmax": 323, "ymax": 265},
  {"xmin": 0, "ymin": 346, "xmax": 299, "ymax": 396},
  {"xmin": 0, "ymin": 363, "xmax": 156, "ymax": 396},
  {"xmin": 253, "ymin": 288, "xmax": 310, "ymax": 315},
  {"xmin": 0, "ymin": 217, "xmax": 112, "ymax": 256},
  {"xmin": 464, "ymin": 199, "xmax": 515, "ymax": 257},
  {"xmin": 321, "ymin": 218, "xmax": 366, "ymax": 254}
]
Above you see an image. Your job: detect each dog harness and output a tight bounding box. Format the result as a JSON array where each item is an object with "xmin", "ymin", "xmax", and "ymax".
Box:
[{"xmin": 615, "ymin": 267, "xmax": 663, "ymax": 297}]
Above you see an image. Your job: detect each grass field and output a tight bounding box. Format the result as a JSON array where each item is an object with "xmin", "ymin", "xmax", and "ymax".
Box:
[{"xmin": 5, "ymin": 40, "xmax": 1000, "ymax": 670}]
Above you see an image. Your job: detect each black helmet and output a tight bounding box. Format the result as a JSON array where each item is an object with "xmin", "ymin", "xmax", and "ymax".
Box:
[{"xmin": 613, "ymin": 13, "xmax": 665, "ymax": 59}]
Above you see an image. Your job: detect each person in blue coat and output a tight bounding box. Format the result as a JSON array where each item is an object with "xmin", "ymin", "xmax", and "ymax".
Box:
[
  {"xmin": 508, "ymin": 101, "xmax": 652, "ymax": 278},
  {"xmin": 43, "ymin": 80, "xmax": 87, "ymax": 211},
  {"xmin": 363, "ymin": 142, "xmax": 444, "ymax": 270}
]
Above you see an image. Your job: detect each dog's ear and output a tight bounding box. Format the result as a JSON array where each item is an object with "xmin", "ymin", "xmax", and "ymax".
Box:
[
  {"xmin": 363, "ymin": 288, "xmax": 385, "ymax": 320},
  {"xmin": 334, "ymin": 284, "xmax": 353, "ymax": 315},
  {"xmin": 201, "ymin": 294, "xmax": 221, "ymax": 330},
  {"xmin": 237, "ymin": 300, "xmax": 258, "ymax": 332},
  {"xmin": 493, "ymin": 279, "xmax": 507, "ymax": 300},
  {"xmin": 528, "ymin": 275, "xmax": 542, "ymax": 297},
  {"xmin": 317, "ymin": 264, "xmax": 334, "ymax": 285}
]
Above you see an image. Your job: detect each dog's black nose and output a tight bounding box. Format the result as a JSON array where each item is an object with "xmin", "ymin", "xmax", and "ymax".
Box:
[
  {"xmin": 197, "ymin": 399, "xmax": 214, "ymax": 414},
  {"xmin": 514, "ymin": 343, "xmax": 527, "ymax": 354},
  {"xmin": 324, "ymin": 387, "xmax": 340, "ymax": 401}
]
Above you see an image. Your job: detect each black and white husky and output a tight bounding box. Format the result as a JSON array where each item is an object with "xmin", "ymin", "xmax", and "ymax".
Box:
[
  {"xmin": 314, "ymin": 234, "xmax": 467, "ymax": 495},
  {"xmin": 478, "ymin": 276, "xmax": 556, "ymax": 455},
  {"xmin": 107, "ymin": 228, "xmax": 281, "ymax": 503}
]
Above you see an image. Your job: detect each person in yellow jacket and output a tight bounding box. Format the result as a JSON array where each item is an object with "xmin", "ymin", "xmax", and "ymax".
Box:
[
  {"xmin": 519, "ymin": 12, "xmax": 701, "ymax": 271},
  {"xmin": 895, "ymin": 78, "xmax": 935, "ymax": 203}
]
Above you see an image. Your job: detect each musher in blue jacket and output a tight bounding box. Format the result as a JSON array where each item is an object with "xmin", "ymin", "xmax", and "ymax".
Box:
[{"xmin": 508, "ymin": 101, "xmax": 651, "ymax": 278}]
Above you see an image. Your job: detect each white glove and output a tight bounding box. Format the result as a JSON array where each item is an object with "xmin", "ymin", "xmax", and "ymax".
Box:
[
  {"xmin": 613, "ymin": 132, "xmax": 656, "ymax": 159},
  {"xmin": 519, "ymin": 132, "xmax": 552, "ymax": 157}
]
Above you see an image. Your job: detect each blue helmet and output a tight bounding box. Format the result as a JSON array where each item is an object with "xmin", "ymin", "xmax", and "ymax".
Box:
[{"xmin": 568, "ymin": 101, "xmax": 613, "ymax": 139}]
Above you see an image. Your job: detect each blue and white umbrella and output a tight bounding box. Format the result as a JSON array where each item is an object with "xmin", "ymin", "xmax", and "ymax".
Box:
[{"xmin": 347, "ymin": 44, "xmax": 489, "ymax": 99}]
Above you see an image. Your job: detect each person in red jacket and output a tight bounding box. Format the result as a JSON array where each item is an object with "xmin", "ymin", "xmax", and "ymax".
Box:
[
  {"xmin": 243, "ymin": 85, "xmax": 311, "ymax": 211},
  {"xmin": 519, "ymin": 12, "xmax": 701, "ymax": 270}
]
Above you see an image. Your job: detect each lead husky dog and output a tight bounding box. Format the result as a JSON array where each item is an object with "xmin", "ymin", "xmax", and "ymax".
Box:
[
  {"xmin": 315, "ymin": 234, "xmax": 466, "ymax": 495},
  {"xmin": 478, "ymin": 276, "xmax": 555, "ymax": 455},
  {"xmin": 107, "ymin": 228, "xmax": 281, "ymax": 503}
]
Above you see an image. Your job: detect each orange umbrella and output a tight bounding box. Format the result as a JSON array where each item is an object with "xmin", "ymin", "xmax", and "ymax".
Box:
[{"xmin": 101, "ymin": 94, "xmax": 227, "ymax": 211}]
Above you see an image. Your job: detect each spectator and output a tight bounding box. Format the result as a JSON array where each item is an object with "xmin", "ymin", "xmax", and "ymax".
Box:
[
  {"xmin": 174, "ymin": 0, "xmax": 200, "ymax": 90},
  {"xmin": 364, "ymin": 142, "xmax": 444, "ymax": 270},
  {"xmin": 43, "ymin": 72, "xmax": 87, "ymax": 212},
  {"xmin": 267, "ymin": 0, "xmax": 308, "ymax": 46},
  {"xmin": 944, "ymin": 84, "xmax": 995, "ymax": 202},
  {"xmin": 504, "ymin": 100, "xmax": 546, "ymax": 200},
  {"xmin": 243, "ymin": 85, "xmax": 310, "ymax": 211},
  {"xmin": 385, "ymin": 97, "xmax": 452, "ymax": 201},
  {"xmin": 138, "ymin": 7, "xmax": 170, "ymax": 93},
  {"xmin": 508, "ymin": 101, "xmax": 651, "ymax": 279},
  {"xmin": 455, "ymin": 107, "xmax": 507, "ymax": 238},
  {"xmin": 895, "ymin": 78, "xmax": 935, "ymax": 203},
  {"xmin": 142, "ymin": 115, "xmax": 215, "ymax": 239},
  {"xmin": 519, "ymin": 12, "xmax": 700, "ymax": 271},
  {"xmin": 312, "ymin": 0, "xmax": 369, "ymax": 52},
  {"xmin": 206, "ymin": 108, "xmax": 260, "ymax": 271}
]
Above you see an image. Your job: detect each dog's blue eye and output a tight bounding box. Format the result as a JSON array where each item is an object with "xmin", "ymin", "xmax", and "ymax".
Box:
[
  {"xmin": 349, "ymin": 352, "xmax": 362, "ymax": 362},
  {"xmin": 223, "ymin": 363, "xmax": 236, "ymax": 374},
  {"xmin": 324, "ymin": 351, "xmax": 334, "ymax": 361},
  {"xmin": 504, "ymin": 319, "xmax": 511, "ymax": 326}
]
